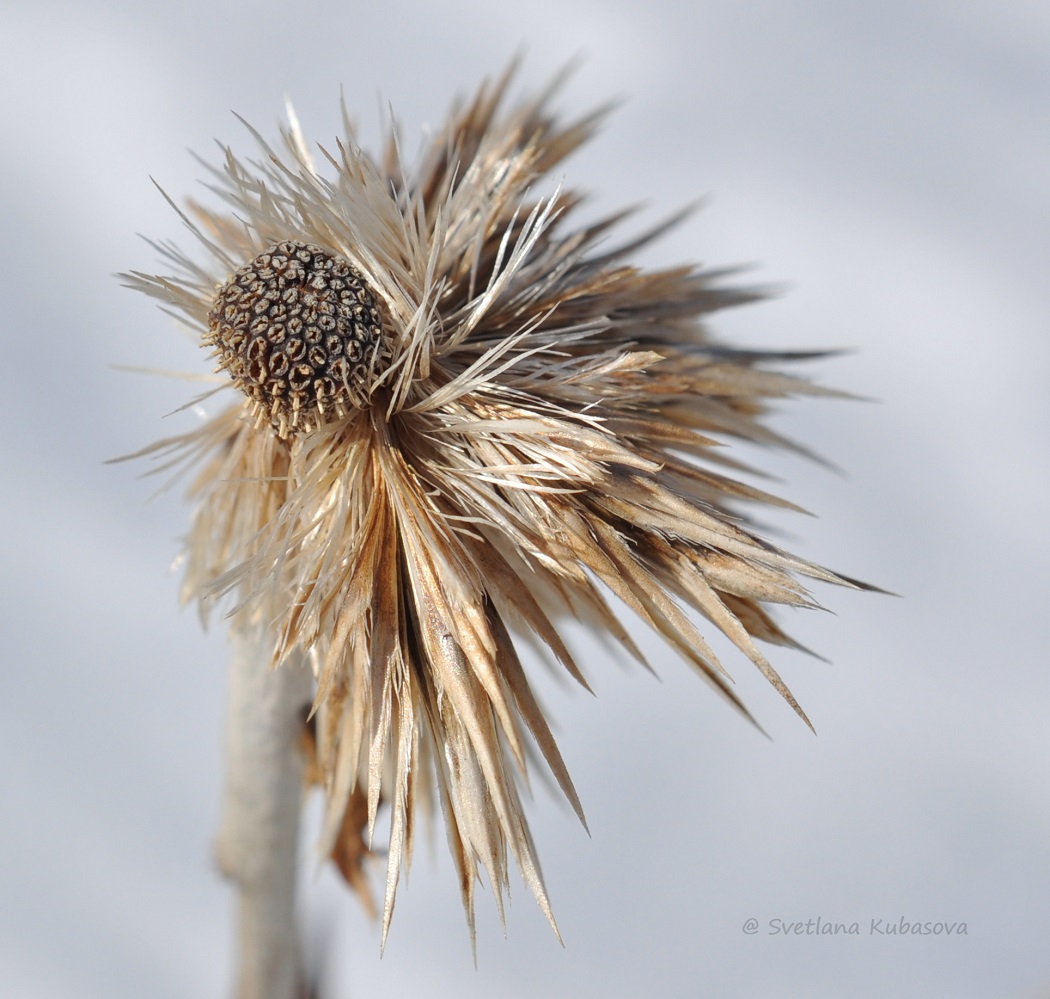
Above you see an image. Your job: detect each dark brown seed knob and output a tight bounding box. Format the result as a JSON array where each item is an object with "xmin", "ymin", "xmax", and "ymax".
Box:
[{"xmin": 206, "ymin": 240, "xmax": 384, "ymax": 435}]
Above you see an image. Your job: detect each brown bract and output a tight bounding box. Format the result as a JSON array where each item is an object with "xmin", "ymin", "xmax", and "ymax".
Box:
[{"xmin": 125, "ymin": 63, "xmax": 872, "ymax": 948}]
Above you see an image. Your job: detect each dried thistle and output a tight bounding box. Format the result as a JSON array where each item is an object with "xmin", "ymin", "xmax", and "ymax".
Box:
[{"xmin": 126, "ymin": 64, "xmax": 871, "ymax": 951}]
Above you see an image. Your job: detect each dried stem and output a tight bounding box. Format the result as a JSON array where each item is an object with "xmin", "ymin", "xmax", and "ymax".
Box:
[{"xmin": 215, "ymin": 622, "xmax": 314, "ymax": 999}]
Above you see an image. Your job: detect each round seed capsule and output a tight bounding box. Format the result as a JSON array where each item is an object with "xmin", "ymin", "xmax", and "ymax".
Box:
[{"xmin": 207, "ymin": 240, "xmax": 384, "ymax": 435}]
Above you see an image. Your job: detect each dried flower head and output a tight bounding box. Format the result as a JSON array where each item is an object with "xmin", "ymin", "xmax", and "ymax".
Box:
[{"xmin": 127, "ymin": 64, "xmax": 870, "ymax": 945}]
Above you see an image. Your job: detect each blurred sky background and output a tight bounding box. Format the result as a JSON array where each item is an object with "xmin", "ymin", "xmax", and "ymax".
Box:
[{"xmin": 2, "ymin": 1, "xmax": 1048, "ymax": 997}]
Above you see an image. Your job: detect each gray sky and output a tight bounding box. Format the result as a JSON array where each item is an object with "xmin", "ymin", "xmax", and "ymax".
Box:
[{"xmin": 2, "ymin": 1, "xmax": 1048, "ymax": 996}]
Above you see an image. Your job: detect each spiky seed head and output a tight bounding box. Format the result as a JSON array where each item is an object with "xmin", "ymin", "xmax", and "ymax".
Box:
[
  {"xmin": 125, "ymin": 63, "xmax": 874, "ymax": 949},
  {"xmin": 206, "ymin": 240, "xmax": 386, "ymax": 436}
]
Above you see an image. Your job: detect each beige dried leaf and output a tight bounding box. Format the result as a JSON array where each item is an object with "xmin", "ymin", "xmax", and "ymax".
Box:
[{"xmin": 301, "ymin": 712, "xmax": 377, "ymax": 921}]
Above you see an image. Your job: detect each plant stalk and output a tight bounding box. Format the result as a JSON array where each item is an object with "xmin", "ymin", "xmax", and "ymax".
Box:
[{"xmin": 215, "ymin": 622, "xmax": 314, "ymax": 999}]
